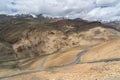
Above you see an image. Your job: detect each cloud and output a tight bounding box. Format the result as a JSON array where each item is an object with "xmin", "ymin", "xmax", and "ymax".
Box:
[{"xmin": 0, "ymin": 0, "xmax": 120, "ymax": 21}]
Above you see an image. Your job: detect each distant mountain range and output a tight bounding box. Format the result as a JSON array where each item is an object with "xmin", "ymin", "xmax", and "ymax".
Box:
[{"xmin": 0, "ymin": 14, "xmax": 120, "ymax": 32}]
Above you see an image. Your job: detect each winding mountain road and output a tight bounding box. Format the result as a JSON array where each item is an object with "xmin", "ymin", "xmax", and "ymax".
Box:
[
  {"xmin": 0, "ymin": 46, "xmax": 92, "ymax": 80},
  {"xmin": 0, "ymin": 46, "xmax": 120, "ymax": 80},
  {"xmin": 61, "ymin": 47, "xmax": 92, "ymax": 67}
]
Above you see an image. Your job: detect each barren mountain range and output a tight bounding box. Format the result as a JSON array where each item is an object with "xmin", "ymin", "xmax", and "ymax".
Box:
[{"xmin": 0, "ymin": 15, "xmax": 120, "ymax": 80}]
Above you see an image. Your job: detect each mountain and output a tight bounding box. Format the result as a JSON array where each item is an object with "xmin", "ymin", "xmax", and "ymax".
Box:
[{"xmin": 0, "ymin": 15, "xmax": 120, "ymax": 80}]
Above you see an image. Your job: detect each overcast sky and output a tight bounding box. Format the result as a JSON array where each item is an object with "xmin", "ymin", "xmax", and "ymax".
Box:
[{"xmin": 0, "ymin": 0, "xmax": 120, "ymax": 21}]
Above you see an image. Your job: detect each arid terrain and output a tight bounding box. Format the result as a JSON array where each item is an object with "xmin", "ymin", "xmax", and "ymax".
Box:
[{"xmin": 0, "ymin": 15, "xmax": 120, "ymax": 80}]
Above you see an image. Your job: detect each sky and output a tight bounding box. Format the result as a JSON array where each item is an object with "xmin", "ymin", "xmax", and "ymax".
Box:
[{"xmin": 0, "ymin": 0, "xmax": 120, "ymax": 21}]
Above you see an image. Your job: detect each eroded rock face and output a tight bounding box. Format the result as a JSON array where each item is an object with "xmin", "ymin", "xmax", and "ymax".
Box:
[
  {"xmin": 0, "ymin": 19, "xmax": 120, "ymax": 58},
  {"xmin": 11, "ymin": 26, "xmax": 120, "ymax": 58}
]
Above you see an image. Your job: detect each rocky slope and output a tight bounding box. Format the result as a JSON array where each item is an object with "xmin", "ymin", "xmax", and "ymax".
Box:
[
  {"xmin": 0, "ymin": 38, "xmax": 16, "ymax": 61},
  {"xmin": 0, "ymin": 16, "xmax": 120, "ymax": 80},
  {"xmin": 0, "ymin": 18, "xmax": 120, "ymax": 59}
]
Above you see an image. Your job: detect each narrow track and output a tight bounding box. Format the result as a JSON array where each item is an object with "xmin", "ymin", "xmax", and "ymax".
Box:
[{"xmin": 38, "ymin": 56, "xmax": 48, "ymax": 69}]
